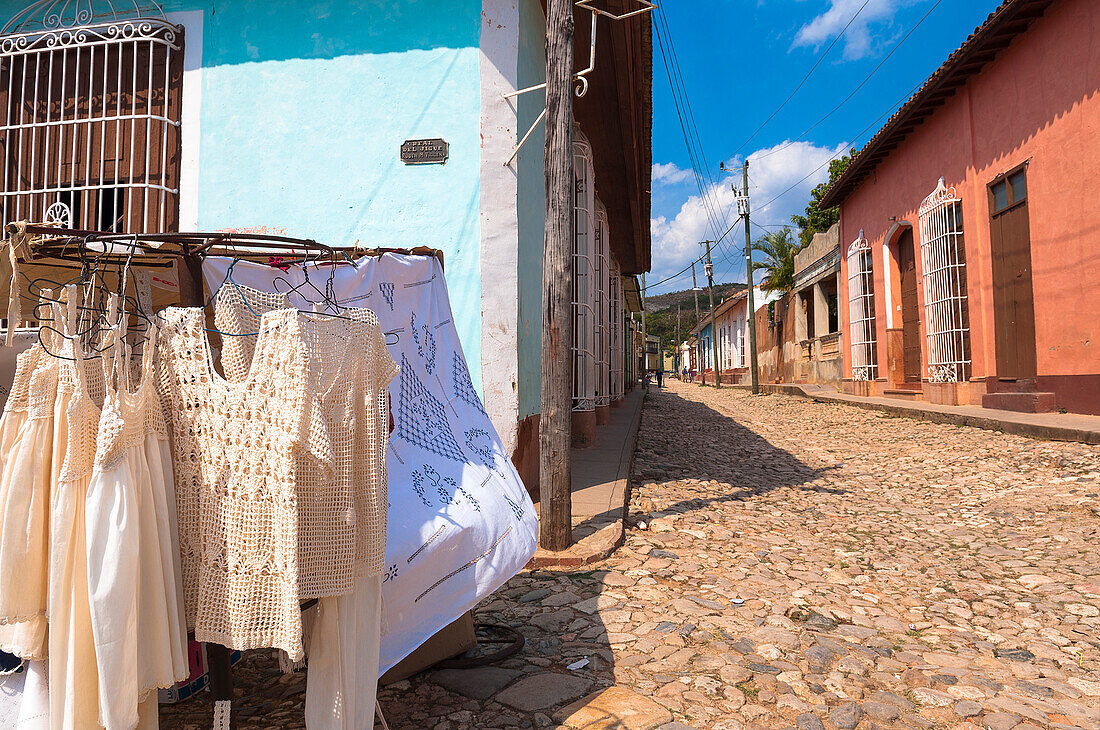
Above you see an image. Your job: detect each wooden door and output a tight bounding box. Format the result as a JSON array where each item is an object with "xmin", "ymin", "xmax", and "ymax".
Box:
[
  {"xmin": 898, "ymin": 228, "xmax": 921, "ymax": 381},
  {"xmin": 990, "ymin": 169, "xmax": 1036, "ymax": 379}
]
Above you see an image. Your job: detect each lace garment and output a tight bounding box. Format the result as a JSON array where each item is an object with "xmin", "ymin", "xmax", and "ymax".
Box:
[
  {"xmin": 0, "ymin": 296, "xmax": 58, "ymax": 660},
  {"xmin": 157, "ymin": 307, "xmax": 311, "ymax": 660},
  {"xmin": 215, "ymin": 284, "xmax": 397, "ymax": 594}
]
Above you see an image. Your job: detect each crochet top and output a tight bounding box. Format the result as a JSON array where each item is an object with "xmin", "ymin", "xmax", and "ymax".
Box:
[
  {"xmin": 157, "ymin": 307, "xmax": 311, "ymax": 659},
  {"xmin": 214, "ymin": 284, "xmax": 397, "ymax": 595}
]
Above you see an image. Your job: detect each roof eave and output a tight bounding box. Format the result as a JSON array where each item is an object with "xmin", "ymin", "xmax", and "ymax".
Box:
[{"xmin": 818, "ymin": 0, "xmax": 1055, "ymax": 210}]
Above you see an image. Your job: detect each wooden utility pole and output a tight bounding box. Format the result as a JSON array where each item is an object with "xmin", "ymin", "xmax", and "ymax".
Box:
[
  {"xmin": 539, "ymin": 0, "xmax": 575, "ymax": 551},
  {"xmin": 742, "ymin": 162, "xmax": 760, "ymax": 394},
  {"xmin": 702, "ymin": 240, "xmax": 721, "ymax": 388},
  {"xmin": 692, "ymin": 262, "xmax": 702, "ymax": 384},
  {"xmin": 675, "ymin": 304, "xmax": 681, "ymax": 375}
]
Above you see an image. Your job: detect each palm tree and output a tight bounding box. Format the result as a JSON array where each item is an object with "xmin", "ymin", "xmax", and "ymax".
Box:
[
  {"xmin": 751, "ymin": 227, "xmax": 801, "ymax": 294},
  {"xmin": 751, "ymin": 227, "xmax": 801, "ymax": 383}
]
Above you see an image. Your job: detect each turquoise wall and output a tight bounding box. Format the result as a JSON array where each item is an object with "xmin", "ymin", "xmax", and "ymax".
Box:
[
  {"xmin": 0, "ymin": 0, "xmax": 487, "ymax": 386},
  {"xmin": 516, "ymin": 0, "xmax": 546, "ymax": 419},
  {"xmin": 0, "ymin": 0, "xmax": 485, "ymax": 386},
  {"xmin": 168, "ymin": 0, "xmax": 484, "ymax": 388}
]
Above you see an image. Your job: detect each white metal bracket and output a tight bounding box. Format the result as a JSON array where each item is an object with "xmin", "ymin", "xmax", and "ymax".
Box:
[{"xmin": 504, "ymin": 1, "xmax": 656, "ymax": 166}]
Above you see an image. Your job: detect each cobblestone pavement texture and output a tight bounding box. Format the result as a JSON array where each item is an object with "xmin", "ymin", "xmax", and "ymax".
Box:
[{"xmin": 162, "ymin": 380, "xmax": 1100, "ymax": 729}]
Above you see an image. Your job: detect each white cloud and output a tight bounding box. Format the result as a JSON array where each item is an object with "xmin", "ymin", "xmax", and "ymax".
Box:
[
  {"xmin": 793, "ymin": 0, "xmax": 910, "ymax": 61},
  {"xmin": 652, "ymin": 162, "xmax": 693, "ymax": 187},
  {"xmin": 647, "ymin": 140, "xmax": 848, "ymax": 296}
]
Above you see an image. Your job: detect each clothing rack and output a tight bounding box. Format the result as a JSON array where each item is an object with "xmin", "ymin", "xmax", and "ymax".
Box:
[{"xmin": 6, "ymin": 222, "xmax": 444, "ymax": 729}]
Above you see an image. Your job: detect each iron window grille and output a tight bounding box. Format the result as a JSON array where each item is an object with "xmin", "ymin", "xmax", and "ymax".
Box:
[
  {"xmin": 609, "ymin": 259, "xmax": 622, "ymax": 402},
  {"xmin": 572, "ymin": 133, "xmax": 596, "ymax": 412},
  {"xmin": 918, "ymin": 178, "xmax": 971, "ymax": 383},
  {"xmin": 846, "ymin": 230, "xmax": 878, "ymax": 381},
  {"xmin": 0, "ymin": 0, "xmax": 184, "ymax": 234},
  {"xmin": 594, "ymin": 201, "xmax": 610, "ymax": 408}
]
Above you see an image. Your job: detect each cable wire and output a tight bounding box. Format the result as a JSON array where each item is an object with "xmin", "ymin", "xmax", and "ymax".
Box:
[
  {"xmin": 653, "ymin": 7, "xmax": 733, "ymax": 240},
  {"xmin": 728, "ymin": 0, "xmax": 874, "ymax": 158},
  {"xmin": 752, "ymin": 0, "xmax": 945, "ymax": 163}
]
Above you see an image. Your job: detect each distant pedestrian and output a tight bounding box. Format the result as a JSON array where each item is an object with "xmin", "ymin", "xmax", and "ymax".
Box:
[{"xmin": 656, "ymin": 368, "xmax": 663, "ymax": 388}]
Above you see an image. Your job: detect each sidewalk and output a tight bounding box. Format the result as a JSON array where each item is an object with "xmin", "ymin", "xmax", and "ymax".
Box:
[
  {"xmin": 761, "ymin": 382, "xmax": 1100, "ymax": 445},
  {"xmin": 530, "ymin": 387, "xmax": 646, "ymax": 568}
]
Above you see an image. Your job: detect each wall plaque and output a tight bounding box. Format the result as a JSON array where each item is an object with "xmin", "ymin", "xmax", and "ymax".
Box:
[{"xmin": 400, "ymin": 138, "xmax": 449, "ymax": 165}]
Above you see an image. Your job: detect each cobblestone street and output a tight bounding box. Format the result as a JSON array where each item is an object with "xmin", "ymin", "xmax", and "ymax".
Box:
[{"xmin": 164, "ymin": 380, "xmax": 1100, "ymax": 729}]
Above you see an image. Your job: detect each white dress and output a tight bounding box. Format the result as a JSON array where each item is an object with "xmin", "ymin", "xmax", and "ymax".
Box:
[
  {"xmin": 0, "ymin": 295, "xmax": 62, "ymax": 661},
  {"xmin": 0, "ymin": 294, "xmax": 61, "ymax": 729},
  {"xmin": 85, "ymin": 321, "xmax": 188, "ymax": 729},
  {"xmin": 48, "ymin": 288, "xmax": 103, "ymax": 730}
]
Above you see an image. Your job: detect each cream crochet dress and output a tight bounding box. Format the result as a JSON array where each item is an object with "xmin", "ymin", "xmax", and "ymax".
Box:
[
  {"xmin": 48, "ymin": 290, "xmax": 105, "ymax": 729},
  {"xmin": 157, "ymin": 306, "xmax": 312, "ymax": 660},
  {"xmin": 214, "ymin": 284, "xmax": 396, "ymax": 591},
  {"xmin": 0, "ymin": 294, "xmax": 60, "ymax": 661},
  {"xmin": 86, "ymin": 318, "xmax": 189, "ymax": 729}
]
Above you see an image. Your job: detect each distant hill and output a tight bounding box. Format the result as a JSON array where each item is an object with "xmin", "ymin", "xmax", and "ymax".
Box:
[{"xmin": 644, "ymin": 282, "xmax": 746, "ymax": 350}]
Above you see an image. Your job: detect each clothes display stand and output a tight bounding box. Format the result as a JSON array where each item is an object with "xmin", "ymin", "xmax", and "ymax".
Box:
[
  {"xmin": 6, "ymin": 224, "xmax": 385, "ymax": 729},
  {"xmin": 5, "ymin": 224, "xmax": 539, "ymax": 729},
  {"xmin": 201, "ymin": 252, "xmax": 539, "ymax": 676}
]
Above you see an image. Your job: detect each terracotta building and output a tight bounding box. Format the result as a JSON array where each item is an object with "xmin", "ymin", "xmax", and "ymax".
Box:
[{"xmin": 820, "ymin": 0, "xmax": 1100, "ymax": 414}]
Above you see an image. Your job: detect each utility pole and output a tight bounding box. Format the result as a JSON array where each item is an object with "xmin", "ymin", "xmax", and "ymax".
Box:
[
  {"xmin": 640, "ymin": 272, "xmax": 648, "ymax": 380},
  {"xmin": 675, "ymin": 304, "xmax": 681, "ymax": 376},
  {"xmin": 539, "ymin": 0, "xmax": 574, "ymax": 551},
  {"xmin": 702, "ymin": 240, "xmax": 721, "ymax": 388},
  {"xmin": 691, "ymin": 262, "xmax": 703, "ymax": 385},
  {"xmin": 742, "ymin": 162, "xmax": 760, "ymax": 394}
]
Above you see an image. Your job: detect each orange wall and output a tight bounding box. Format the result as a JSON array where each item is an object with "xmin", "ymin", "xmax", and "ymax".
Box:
[{"xmin": 839, "ymin": 0, "xmax": 1100, "ymax": 384}]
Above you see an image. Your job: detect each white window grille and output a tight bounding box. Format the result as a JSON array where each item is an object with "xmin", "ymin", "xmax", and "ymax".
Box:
[
  {"xmin": 0, "ymin": 0, "xmax": 183, "ymax": 234},
  {"xmin": 572, "ymin": 133, "xmax": 596, "ymax": 412},
  {"xmin": 918, "ymin": 178, "xmax": 971, "ymax": 382},
  {"xmin": 594, "ymin": 201, "xmax": 610, "ymax": 408},
  {"xmin": 737, "ymin": 317, "xmax": 745, "ymax": 368},
  {"xmin": 609, "ymin": 259, "xmax": 622, "ymax": 401},
  {"xmin": 723, "ymin": 324, "xmax": 732, "ymax": 370},
  {"xmin": 846, "ymin": 229, "xmax": 878, "ymax": 381}
]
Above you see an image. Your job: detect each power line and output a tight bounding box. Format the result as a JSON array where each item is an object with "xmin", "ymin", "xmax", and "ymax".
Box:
[
  {"xmin": 657, "ymin": 6, "xmax": 733, "ymax": 232},
  {"xmin": 653, "ymin": 7, "xmax": 737, "ymax": 241},
  {"xmin": 707, "ymin": 72, "xmax": 932, "ymax": 256},
  {"xmin": 653, "ymin": 16, "xmax": 726, "ymax": 240},
  {"xmin": 641, "ymin": 252, "xmax": 707, "ymax": 294},
  {"xmin": 728, "ymin": 0, "xmax": 874, "ymax": 158},
  {"xmin": 753, "ymin": 0, "xmax": 945, "ymax": 163}
]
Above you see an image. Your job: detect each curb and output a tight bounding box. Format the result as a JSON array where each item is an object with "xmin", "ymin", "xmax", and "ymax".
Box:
[
  {"xmin": 528, "ymin": 521, "xmax": 625, "ymax": 569},
  {"xmin": 529, "ymin": 389, "xmax": 645, "ymax": 569},
  {"xmin": 761, "ymin": 384, "xmax": 1100, "ymax": 446}
]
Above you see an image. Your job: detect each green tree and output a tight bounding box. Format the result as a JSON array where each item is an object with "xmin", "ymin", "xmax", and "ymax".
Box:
[
  {"xmin": 751, "ymin": 227, "xmax": 801, "ymax": 294},
  {"xmin": 791, "ymin": 150, "xmax": 857, "ymax": 248}
]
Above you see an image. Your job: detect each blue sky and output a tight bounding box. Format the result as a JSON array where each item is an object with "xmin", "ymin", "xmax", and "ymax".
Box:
[{"xmin": 647, "ymin": 0, "xmax": 1002, "ymax": 295}]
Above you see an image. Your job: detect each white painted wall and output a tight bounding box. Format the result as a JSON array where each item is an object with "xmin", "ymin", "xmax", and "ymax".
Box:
[
  {"xmin": 479, "ymin": 0, "xmax": 521, "ymax": 454},
  {"xmin": 167, "ymin": 9, "xmax": 204, "ymax": 231}
]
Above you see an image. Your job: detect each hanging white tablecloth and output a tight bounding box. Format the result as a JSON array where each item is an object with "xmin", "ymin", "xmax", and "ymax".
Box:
[{"xmin": 203, "ymin": 253, "xmax": 538, "ymax": 673}]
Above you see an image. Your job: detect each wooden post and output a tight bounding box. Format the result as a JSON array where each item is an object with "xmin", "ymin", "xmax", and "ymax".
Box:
[
  {"xmin": 640, "ymin": 273, "xmax": 647, "ymax": 379},
  {"xmin": 675, "ymin": 304, "xmax": 680, "ymax": 375},
  {"xmin": 703, "ymin": 240, "xmax": 721, "ymax": 388},
  {"xmin": 743, "ymin": 162, "xmax": 760, "ymax": 394},
  {"xmin": 539, "ymin": 0, "xmax": 575, "ymax": 552},
  {"xmin": 692, "ymin": 263, "xmax": 703, "ymax": 385}
]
